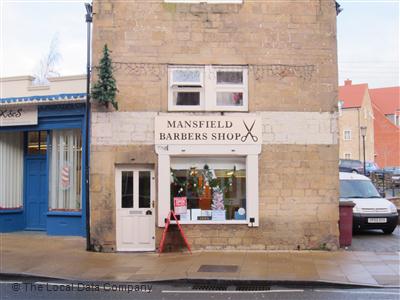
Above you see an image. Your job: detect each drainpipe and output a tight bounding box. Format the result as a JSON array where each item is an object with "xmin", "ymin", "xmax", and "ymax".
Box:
[{"xmin": 85, "ymin": 2, "xmax": 93, "ymax": 251}]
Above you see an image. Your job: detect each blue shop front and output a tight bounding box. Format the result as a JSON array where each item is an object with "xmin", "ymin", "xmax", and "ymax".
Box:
[{"xmin": 0, "ymin": 94, "xmax": 87, "ymax": 236}]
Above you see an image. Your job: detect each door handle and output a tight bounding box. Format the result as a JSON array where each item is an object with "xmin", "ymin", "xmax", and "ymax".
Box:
[{"xmin": 146, "ymin": 210, "xmax": 152, "ymax": 215}]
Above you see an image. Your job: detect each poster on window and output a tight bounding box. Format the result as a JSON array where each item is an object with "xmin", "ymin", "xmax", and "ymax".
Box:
[
  {"xmin": 60, "ymin": 164, "xmax": 71, "ymax": 190},
  {"xmin": 174, "ymin": 197, "xmax": 187, "ymax": 215}
]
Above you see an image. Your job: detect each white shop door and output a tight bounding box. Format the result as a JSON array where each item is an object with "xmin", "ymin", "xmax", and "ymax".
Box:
[{"xmin": 116, "ymin": 167, "xmax": 155, "ymax": 251}]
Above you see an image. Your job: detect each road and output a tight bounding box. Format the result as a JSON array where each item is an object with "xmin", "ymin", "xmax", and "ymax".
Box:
[
  {"xmin": 1, "ymin": 280, "xmax": 399, "ymax": 300},
  {"xmin": 350, "ymin": 225, "xmax": 400, "ymax": 252}
]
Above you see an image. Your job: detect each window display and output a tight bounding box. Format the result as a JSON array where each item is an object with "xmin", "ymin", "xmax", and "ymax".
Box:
[
  {"xmin": 170, "ymin": 157, "xmax": 246, "ymax": 222},
  {"xmin": 49, "ymin": 129, "xmax": 82, "ymax": 211}
]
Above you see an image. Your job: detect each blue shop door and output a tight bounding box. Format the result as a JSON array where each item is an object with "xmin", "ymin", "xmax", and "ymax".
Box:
[{"xmin": 25, "ymin": 158, "xmax": 48, "ymax": 230}]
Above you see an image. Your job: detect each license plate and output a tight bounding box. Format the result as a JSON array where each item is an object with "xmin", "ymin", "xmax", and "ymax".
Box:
[{"xmin": 368, "ymin": 218, "xmax": 387, "ymax": 223}]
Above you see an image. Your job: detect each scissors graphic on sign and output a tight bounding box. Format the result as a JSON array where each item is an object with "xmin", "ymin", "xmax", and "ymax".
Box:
[{"xmin": 241, "ymin": 120, "xmax": 258, "ymax": 142}]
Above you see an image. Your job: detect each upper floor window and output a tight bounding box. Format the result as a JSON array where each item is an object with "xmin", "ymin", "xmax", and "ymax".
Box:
[
  {"xmin": 168, "ymin": 65, "xmax": 248, "ymax": 112},
  {"xmin": 343, "ymin": 130, "xmax": 352, "ymax": 141},
  {"xmin": 165, "ymin": 0, "xmax": 243, "ymax": 3}
]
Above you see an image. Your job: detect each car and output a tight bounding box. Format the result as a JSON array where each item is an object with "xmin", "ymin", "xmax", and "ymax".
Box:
[
  {"xmin": 339, "ymin": 159, "xmax": 364, "ymax": 174},
  {"xmin": 339, "ymin": 172, "xmax": 399, "ymax": 234},
  {"xmin": 365, "ymin": 161, "xmax": 379, "ymax": 176}
]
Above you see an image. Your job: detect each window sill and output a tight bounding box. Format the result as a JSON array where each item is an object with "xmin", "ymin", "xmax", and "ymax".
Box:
[
  {"xmin": 0, "ymin": 208, "xmax": 23, "ymax": 214},
  {"xmin": 47, "ymin": 211, "xmax": 82, "ymax": 217},
  {"xmin": 170, "ymin": 220, "xmax": 247, "ymax": 225}
]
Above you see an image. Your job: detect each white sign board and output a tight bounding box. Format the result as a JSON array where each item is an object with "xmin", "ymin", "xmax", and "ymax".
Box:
[
  {"xmin": 0, "ymin": 107, "xmax": 38, "ymax": 127},
  {"xmin": 155, "ymin": 116, "xmax": 262, "ymax": 145}
]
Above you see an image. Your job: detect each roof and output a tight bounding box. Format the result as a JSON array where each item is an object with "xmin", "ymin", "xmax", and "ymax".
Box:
[
  {"xmin": 339, "ymin": 172, "xmax": 370, "ymax": 181},
  {"xmin": 369, "ymin": 87, "xmax": 400, "ymax": 115},
  {"xmin": 338, "ymin": 83, "xmax": 368, "ymax": 109},
  {"xmin": 0, "ymin": 93, "xmax": 86, "ymax": 106}
]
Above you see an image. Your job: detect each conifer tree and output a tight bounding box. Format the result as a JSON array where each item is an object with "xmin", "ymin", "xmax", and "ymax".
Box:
[{"xmin": 91, "ymin": 44, "xmax": 118, "ymax": 110}]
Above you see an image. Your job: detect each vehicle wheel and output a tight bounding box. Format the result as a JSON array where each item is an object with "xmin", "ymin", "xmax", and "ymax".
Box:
[
  {"xmin": 352, "ymin": 170, "xmax": 358, "ymax": 174},
  {"xmin": 382, "ymin": 227, "xmax": 396, "ymax": 234}
]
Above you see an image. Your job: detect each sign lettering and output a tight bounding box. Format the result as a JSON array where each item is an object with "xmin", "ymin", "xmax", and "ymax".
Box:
[
  {"xmin": 155, "ymin": 116, "xmax": 262, "ymax": 145},
  {"xmin": 0, "ymin": 107, "xmax": 38, "ymax": 127}
]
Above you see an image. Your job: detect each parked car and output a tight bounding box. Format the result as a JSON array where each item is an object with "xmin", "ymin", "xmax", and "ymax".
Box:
[
  {"xmin": 339, "ymin": 159, "xmax": 364, "ymax": 174},
  {"xmin": 339, "ymin": 172, "xmax": 398, "ymax": 234},
  {"xmin": 365, "ymin": 161, "xmax": 379, "ymax": 176}
]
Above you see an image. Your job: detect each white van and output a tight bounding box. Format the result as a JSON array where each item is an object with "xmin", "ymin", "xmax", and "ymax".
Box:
[{"xmin": 339, "ymin": 172, "xmax": 398, "ymax": 234}]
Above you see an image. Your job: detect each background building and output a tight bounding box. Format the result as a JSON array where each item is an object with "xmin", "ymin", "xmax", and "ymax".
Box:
[
  {"xmin": 338, "ymin": 80, "xmax": 375, "ymax": 161},
  {"xmin": 370, "ymin": 87, "xmax": 400, "ymax": 167},
  {"xmin": 90, "ymin": 0, "xmax": 339, "ymax": 252},
  {"xmin": 0, "ymin": 75, "xmax": 88, "ymax": 236}
]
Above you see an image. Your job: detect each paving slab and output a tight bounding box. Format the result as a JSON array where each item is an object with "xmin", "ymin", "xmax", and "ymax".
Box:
[{"xmin": 1, "ymin": 232, "xmax": 399, "ymax": 287}]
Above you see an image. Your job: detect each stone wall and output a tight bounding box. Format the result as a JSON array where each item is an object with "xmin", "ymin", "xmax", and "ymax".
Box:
[
  {"xmin": 91, "ymin": 111, "xmax": 338, "ymax": 146},
  {"xmin": 92, "ymin": 0, "xmax": 338, "ymax": 113},
  {"xmin": 90, "ymin": 0, "xmax": 340, "ymax": 251}
]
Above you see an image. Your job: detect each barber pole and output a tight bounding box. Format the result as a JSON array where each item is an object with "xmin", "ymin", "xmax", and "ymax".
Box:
[{"xmin": 61, "ymin": 165, "xmax": 70, "ymax": 189}]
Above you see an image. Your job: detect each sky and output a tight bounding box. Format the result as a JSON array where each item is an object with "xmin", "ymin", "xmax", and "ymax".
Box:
[{"xmin": 0, "ymin": 0, "xmax": 399, "ymax": 88}]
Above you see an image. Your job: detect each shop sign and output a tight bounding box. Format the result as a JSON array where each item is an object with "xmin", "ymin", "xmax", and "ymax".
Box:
[
  {"xmin": 0, "ymin": 107, "xmax": 38, "ymax": 127},
  {"xmin": 155, "ymin": 116, "xmax": 262, "ymax": 145},
  {"xmin": 173, "ymin": 197, "xmax": 187, "ymax": 215}
]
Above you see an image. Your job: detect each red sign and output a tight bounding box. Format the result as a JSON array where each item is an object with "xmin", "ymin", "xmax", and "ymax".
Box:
[{"xmin": 174, "ymin": 197, "xmax": 187, "ymax": 215}]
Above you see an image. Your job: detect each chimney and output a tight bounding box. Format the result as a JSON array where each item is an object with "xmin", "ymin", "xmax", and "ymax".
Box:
[{"xmin": 344, "ymin": 79, "xmax": 352, "ymax": 86}]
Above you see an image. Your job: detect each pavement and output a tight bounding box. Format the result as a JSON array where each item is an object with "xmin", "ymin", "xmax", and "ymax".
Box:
[{"xmin": 1, "ymin": 232, "xmax": 399, "ymax": 288}]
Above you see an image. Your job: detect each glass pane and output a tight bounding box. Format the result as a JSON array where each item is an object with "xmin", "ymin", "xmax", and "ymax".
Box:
[
  {"xmin": 170, "ymin": 157, "xmax": 246, "ymax": 221},
  {"xmin": 48, "ymin": 129, "xmax": 82, "ymax": 211},
  {"xmin": 121, "ymin": 171, "xmax": 133, "ymax": 208},
  {"xmin": 174, "ymin": 91, "xmax": 200, "ymax": 106},
  {"xmin": 217, "ymin": 92, "xmax": 243, "ymax": 106},
  {"xmin": 27, "ymin": 131, "xmax": 40, "ymax": 154},
  {"xmin": 173, "ymin": 69, "xmax": 201, "ymax": 83},
  {"xmin": 39, "ymin": 131, "xmax": 47, "ymax": 154},
  {"xmin": 139, "ymin": 171, "xmax": 151, "ymax": 208},
  {"xmin": 217, "ymin": 71, "xmax": 243, "ymax": 84}
]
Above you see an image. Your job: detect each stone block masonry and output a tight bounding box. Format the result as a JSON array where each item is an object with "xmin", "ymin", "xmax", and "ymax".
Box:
[
  {"xmin": 90, "ymin": 0, "xmax": 339, "ymax": 251},
  {"xmin": 91, "ymin": 111, "xmax": 338, "ymax": 146}
]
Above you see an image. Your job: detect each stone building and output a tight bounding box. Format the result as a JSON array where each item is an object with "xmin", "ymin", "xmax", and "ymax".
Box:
[
  {"xmin": 90, "ymin": 0, "xmax": 339, "ymax": 252},
  {"xmin": 338, "ymin": 80, "xmax": 375, "ymax": 162}
]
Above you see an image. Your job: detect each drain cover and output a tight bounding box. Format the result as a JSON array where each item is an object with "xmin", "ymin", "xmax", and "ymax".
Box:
[
  {"xmin": 197, "ymin": 264, "xmax": 238, "ymax": 273},
  {"xmin": 192, "ymin": 284, "xmax": 228, "ymax": 291},
  {"xmin": 236, "ymin": 285, "xmax": 271, "ymax": 291}
]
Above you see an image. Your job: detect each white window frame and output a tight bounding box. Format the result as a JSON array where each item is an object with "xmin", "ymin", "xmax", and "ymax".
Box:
[
  {"xmin": 165, "ymin": 0, "xmax": 243, "ymax": 3},
  {"xmin": 168, "ymin": 66, "xmax": 205, "ymax": 111},
  {"xmin": 343, "ymin": 130, "xmax": 352, "ymax": 141},
  {"xmin": 168, "ymin": 65, "xmax": 248, "ymax": 112},
  {"xmin": 344, "ymin": 153, "xmax": 352, "ymax": 159},
  {"xmin": 156, "ymin": 144, "xmax": 260, "ymax": 227},
  {"xmin": 206, "ymin": 65, "xmax": 248, "ymax": 111}
]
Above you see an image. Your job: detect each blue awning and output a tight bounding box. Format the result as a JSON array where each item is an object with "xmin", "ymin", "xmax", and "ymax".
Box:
[{"xmin": 0, "ymin": 93, "xmax": 86, "ymax": 106}]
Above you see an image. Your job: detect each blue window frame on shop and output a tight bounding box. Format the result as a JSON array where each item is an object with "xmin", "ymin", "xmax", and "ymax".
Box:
[{"xmin": 0, "ymin": 100, "xmax": 88, "ymax": 237}]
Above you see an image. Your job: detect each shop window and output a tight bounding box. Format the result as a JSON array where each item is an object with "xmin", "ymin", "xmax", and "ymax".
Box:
[
  {"xmin": 49, "ymin": 129, "xmax": 82, "ymax": 211},
  {"xmin": 0, "ymin": 132, "xmax": 23, "ymax": 209},
  {"xmin": 168, "ymin": 65, "xmax": 248, "ymax": 111},
  {"xmin": 27, "ymin": 131, "xmax": 47, "ymax": 155},
  {"xmin": 170, "ymin": 157, "xmax": 246, "ymax": 222}
]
